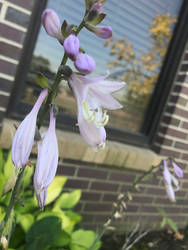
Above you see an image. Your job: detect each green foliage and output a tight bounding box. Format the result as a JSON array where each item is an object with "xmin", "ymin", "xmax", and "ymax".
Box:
[
  {"xmin": 0, "ymin": 149, "xmax": 101, "ymax": 250},
  {"xmin": 36, "ymin": 73, "xmax": 50, "ymax": 89},
  {"xmin": 157, "ymin": 207, "xmax": 178, "ymax": 233}
]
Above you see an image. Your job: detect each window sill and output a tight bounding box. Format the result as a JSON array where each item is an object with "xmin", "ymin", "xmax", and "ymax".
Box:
[{"xmin": 0, "ymin": 118, "xmax": 161, "ymax": 171}]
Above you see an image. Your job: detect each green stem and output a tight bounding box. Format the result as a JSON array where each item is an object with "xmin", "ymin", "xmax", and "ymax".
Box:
[
  {"xmin": 0, "ymin": 169, "xmax": 25, "ymax": 238},
  {"xmin": 88, "ymin": 164, "xmax": 160, "ymax": 250}
]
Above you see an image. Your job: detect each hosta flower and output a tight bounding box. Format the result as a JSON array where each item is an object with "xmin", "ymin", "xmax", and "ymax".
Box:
[
  {"xmin": 163, "ymin": 160, "xmax": 183, "ymax": 202},
  {"xmin": 34, "ymin": 107, "xmax": 59, "ymax": 209},
  {"xmin": 67, "ymin": 72, "xmax": 125, "ymax": 150},
  {"xmin": 74, "ymin": 52, "xmax": 96, "ymax": 74},
  {"xmin": 11, "ymin": 89, "xmax": 48, "ymax": 168},
  {"xmin": 172, "ymin": 161, "xmax": 184, "ymax": 178},
  {"xmin": 42, "ymin": 9, "xmax": 64, "ymax": 43},
  {"xmin": 63, "ymin": 34, "xmax": 80, "ymax": 60},
  {"xmin": 86, "ymin": 23, "xmax": 112, "ymax": 39}
]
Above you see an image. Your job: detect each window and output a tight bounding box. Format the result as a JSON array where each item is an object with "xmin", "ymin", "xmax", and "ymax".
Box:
[{"xmin": 8, "ymin": 0, "xmax": 188, "ymax": 147}]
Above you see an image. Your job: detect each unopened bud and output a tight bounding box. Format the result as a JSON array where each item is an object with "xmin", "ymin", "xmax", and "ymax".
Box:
[
  {"xmin": 74, "ymin": 53, "xmax": 96, "ymax": 74},
  {"xmin": 58, "ymin": 65, "xmax": 73, "ymax": 77},
  {"xmin": 87, "ymin": 3, "xmax": 102, "ymax": 21},
  {"xmin": 42, "ymin": 9, "xmax": 63, "ymax": 42},
  {"xmin": 1, "ymin": 236, "xmax": 8, "ymax": 249},
  {"xmin": 63, "ymin": 34, "xmax": 80, "ymax": 60},
  {"xmin": 86, "ymin": 23, "xmax": 112, "ymax": 39}
]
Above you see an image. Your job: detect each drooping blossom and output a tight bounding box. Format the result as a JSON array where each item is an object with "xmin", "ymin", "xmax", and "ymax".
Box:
[
  {"xmin": 172, "ymin": 161, "xmax": 184, "ymax": 178},
  {"xmin": 11, "ymin": 89, "xmax": 48, "ymax": 168},
  {"xmin": 87, "ymin": 2, "xmax": 103, "ymax": 21},
  {"xmin": 86, "ymin": 23, "xmax": 112, "ymax": 39},
  {"xmin": 74, "ymin": 52, "xmax": 96, "ymax": 74},
  {"xmin": 42, "ymin": 9, "xmax": 64, "ymax": 43},
  {"xmin": 34, "ymin": 107, "xmax": 59, "ymax": 209},
  {"xmin": 63, "ymin": 34, "xmax": 80, "ymax": 60},
  {"xmin": 163, "ymin": 159, "xmax": 183, "ymax": 202},
  {"xmin": 67, "ymin": 72, "xmax": 125, "ymax": 150}
]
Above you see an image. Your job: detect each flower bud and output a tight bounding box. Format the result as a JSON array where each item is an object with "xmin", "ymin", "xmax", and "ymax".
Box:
[
  {"xmin": 63, "ymin": 34, "xmax": 80, "ymax": 60},
  {"xmin": 41, "ymin": 9, "xmax": 63, "ymax": 42},
  {"xmin": 86, "ymin": 23, "xmax": 112, "ymax": 39},
  {"xmin": 74, "ymin": 53, "xmax": 96, "ymax": 74},
  {"xmin": 1, "ymin": 236, "xmax": 8, "ymax": 250},
  {"xmin": 87, "ymin": 2, "xmax": 102, "ymax": 21}
]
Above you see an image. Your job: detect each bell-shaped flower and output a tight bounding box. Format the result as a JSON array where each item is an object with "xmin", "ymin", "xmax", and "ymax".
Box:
[
  {"xmin": 86, "ymin": 23, "xmax": 112, "ymax": 39},
  {"xmin": 11, "ymin": 89, "xmax": 48, "ymax": 168},
  {"xmin": 67, "ymin": 72, "xmax": 125, "ymax": 150},
  {"xmin": 63, "ymin": 34, "xmax": 80, "ymax": 60},
  {"xmin": 172, "ymin": 161, "xmax": 184, "ymax": 178},
  {"xmin": 74, "ymin": 52, "xmax": 96, "ymax": 74},
  {"xmin": 42, "ymin": 9, "xmax": 64, "ymax": 43},
  {"xmin": 163, "ymin": 160, "xmax": 181, "ymax": 202},
  {"xmin": 34, "ymin": 107, "xmax": 59, "ymax": 209}
]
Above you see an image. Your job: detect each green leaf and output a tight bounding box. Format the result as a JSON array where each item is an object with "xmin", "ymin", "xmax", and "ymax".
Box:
[
  {"xmin": 36, "ymin": 73, "xmax": 50, "ymax": 89},
  {"xmin": 0, "ymin": 173, "xmax": 6, "ymax": 196},
  {"xmin": 157, "ymin": 207, "xmax": 167, "ymax": 217},
  {"xmin": 26, "ymin": 216, "xmax": 62, "ymax": 250},
  {"xmin": 45, "ymin": 176, "xmax": 67, "ymax": 205},
  {"xmin": 3, "ymin": 151, "xmax": 15, "ymax": 180},
  {"xmin": 2, "ymin": 176, "xmax": 17, "ymax": 195},
  {"xmin": 160, "ymin": 217, "xmax": 167, "ymax": 228},
  {"xmin": 18, "ymin": 214, "xmax": 34, "ymax": 233},
  {"xmin": 22, "ymin": 166, "xmax": 33, "ymax": 189},
  {"xmin": 55, "ymin": 190, "xmax": 81, "ymax": 209},
  {"xmin": 55, "ymin": 230, "xmax": 70, "ymax": 247},
  {"xmin": 167, "ymin": 218, "xmax": 178, "ymax": 233},
  {"xmin": 90, "ymin": 13, "xmax": 106, "ymax": 25},
  {"xmin": 0, "ymin": 148, "xmax": 5, "ymax": 173},
  {"xmin": 64, "ymin": 211, "xmax": 82, "ymax": 225},
  {"xmin": 70, "ymin": 230, "xmax": 101, "ymax": 250}
]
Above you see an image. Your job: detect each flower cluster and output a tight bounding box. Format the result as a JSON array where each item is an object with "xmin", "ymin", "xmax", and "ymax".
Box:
[
  {"xmin": 12, "ymin": 89, "xmax": 59, "ymax": 209},
  {"xmin": 163, "ymin": 159, "xmax": 183, "ymax": 202},
  {"xmin": 42, "ymin": 5, "xmax": 125, "ymax": 150}
]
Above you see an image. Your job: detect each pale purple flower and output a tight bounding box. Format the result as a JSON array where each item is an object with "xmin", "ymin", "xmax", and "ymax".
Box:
[
  {"xmin": 74, "ymin": 53, "xmax": 96, "ymax": 74},
  {"xmin": 86, "ymin": 23, "xmax": 112, "ymax": 39},
  {"xmin": 11, "ymin": 89, "xmax": 48, "ymax": 168},
  {"xmin": 172, "ymin": 161, "xmax": 184, "ymax": 178},
  {"xmin": 67, "ymin": 72, "xmax": 125, "ymax": 150},
  {"xmin": 163, "ymin": 160, "xmax": 181, "ymax": 202},
  {"xmin": 63, "ymin": 34, "xmax": 80, "ymax": 60},
  {"xmin": 42, "ymin": 9, "xmax": 64, "ymax": 43},
  {"xmin": 90, "ymin": 2, "xmax": 102, "ymax": 12},
  {"xmin": 34, "ymin": 107, "xmax": 59, "ymax": 209}
]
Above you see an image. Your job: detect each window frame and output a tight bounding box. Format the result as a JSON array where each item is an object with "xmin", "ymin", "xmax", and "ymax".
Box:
[{"xmin": 7, "ymin": 0, "xmax": 188, "ymax": 148}]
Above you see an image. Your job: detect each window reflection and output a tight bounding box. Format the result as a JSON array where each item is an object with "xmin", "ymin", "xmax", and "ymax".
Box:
[{"xmin": 23, "ymin": 0, "xmax": 182, "ymax": 132}]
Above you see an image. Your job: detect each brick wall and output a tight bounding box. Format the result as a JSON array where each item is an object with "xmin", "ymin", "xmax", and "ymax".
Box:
[{"xmin": 0, "ymin": 0, "xmax": 34, "ymax": 128}]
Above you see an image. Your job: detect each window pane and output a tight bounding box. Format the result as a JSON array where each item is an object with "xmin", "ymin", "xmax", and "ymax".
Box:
[{"xmin": 24, "ymin": 0, "xmax": 183, "ymax": 132}]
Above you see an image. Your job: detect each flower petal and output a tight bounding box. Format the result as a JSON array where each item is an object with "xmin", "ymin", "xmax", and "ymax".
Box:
[
  {"xmin": 163, "ymin": 160, "xmax": 171, "ymax": 185},
  {"xmin": 172, "ymin": 161, "xmax": 184, "ymax": 178},
  {"xmin": 165, "ymin": 183, "xmax": 176, "ymax": 202}
]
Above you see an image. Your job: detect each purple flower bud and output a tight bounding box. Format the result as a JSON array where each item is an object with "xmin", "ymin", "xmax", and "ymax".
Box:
[
  {"xmin": 74, "ymin": 53, "xmax": 96, "ymax": 74},
  {"xmin": 11, "ymin": 89, "xmax": 48, "ymax": 168},
  {"xmin": 42, "ymin": 9, "xmax": 63, "ymax": 42},
  {"xmin": 86, "ymin": 23, "xmax": 112, "ymax": 39},
  {"xmin": 63, "ymin": 34, "xmax": 80, "ymax": 60},
  {"xmin": 34, "ymin": 107, "xmax": 59, "ymax": 209},
  {"xmin": 90, "ymin": 2, "xmax": 102, "ymax": 12},
  {"xmin": 172, "ymin": 161, "xmax": 184, "ymax": 178}
]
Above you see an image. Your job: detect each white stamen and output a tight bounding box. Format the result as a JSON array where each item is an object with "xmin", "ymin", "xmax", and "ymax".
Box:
[{"xmin": 82, "ymin": 101, "xmax": 109, "ymax": 127}]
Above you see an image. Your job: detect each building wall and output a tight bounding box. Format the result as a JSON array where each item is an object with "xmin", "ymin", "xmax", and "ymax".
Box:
[{"xmin": 0, "ymin": 0, "xmax": 188, "ymax": 232}]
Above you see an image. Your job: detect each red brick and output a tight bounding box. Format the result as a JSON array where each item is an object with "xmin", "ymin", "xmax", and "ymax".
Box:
[
  {"xmin": 182, "ymin": 182, "xmax": 188, "ymax": 189},
  {"xmin": 6, "ymin": 7, "xmax": 30, "ymax": 28},
  {"xmin": 169, "ymin": 95, "xmax": 187, "ymax": 106},
  {"xmin": 90, "ymin": 181, "xmax": 119, "ymax": 192},
  {"xmin": 140, "ymin": 205, "xmax": 157, "ymax": 213},
  {"xmin": 65, "ymin": 179, "xmax": 89, "ymax": 189},
  {"xmin": 81, "ymin": 191, "xmax": 101, "ymax": 201},
  {"xmin": 159, "ymin": 149, "xmax": 180, "ymax": 158},
  {"xmin": 175, "ymin": 141, "xmax": 188, "ymax": 150},
  {"xmin": 182, "ymin": 121, "xmax": 188, "ymax": 129},
  {"xmin": 155, "ymin": 197, "xmax": 171, "ymax": 205},
  {"xmin": 103, "ymin": 193, "xmax": 117, "ymax": 202},
  {"xmin": 176, "ymin": 74, "xmax": 186, "ymax": 82},
  {"xmin": 145, "ymin": 187, "xmax": 165, "ymax": 196},
  {"xmin": 165, "ymin": 207, "xmax": 180, "ymax": 214},
  {"xmin": 0, "ymin": 59, "xmax": 17, "ymax": 76},
  {"xmin": 109, "ymin": 172, "xmax": 135, "ymax": 183},
  {"xmin": 162, "ymin": 116, "xmax": 180, "ymax": 127},
  {"xmin": 56, "ymin": 165, "xmax": 76, "ymax": 176},
  {"xmin": 6, "ymin": 0, "xmax": 34, "ymax": 10},
  {"xmin": 120, "ymin": 184, "xmax": 131, "ymax": 193},
  {"xmin": 77, "ymin": 168, "xmax": 107, "ymax": 180},
  {"xmin": 132, "ymin": 196, "xmax": 153, "ymax": 204},
  {"xmin": 181, "ymin": 153, "xmax": 188, "ymax": 160},
  {"xmin": 177, "ymin": 199, "xmax": 188, "ymax": 206},
  {"xmin": 183, "ymin": 52, "xmax": 188, "ymax": 60},
  {"xmin": 167, "ymin": 128, "xmax": 187, "ymax": 139},
  {"xmin": 84, "ymin": 203, "xmax": 112, "ymax": 212},
  {"xmin": 0, "ymin": 78, "xmax": 12, "ymax": 92},
  {"xmin": 127, "ymin": 204, "xmax": 138, "ymax": 212},
  {"xmin": 0, "ymin": 23, "xmax": 24, "ymax": 43},
  {"xmin": 155, "ymin": 135, "xmax": 173, "ymax": 146},
  {"xmin": 180, "ymin": 63, "xmax": 188, "ymax": 72},
  {"xmin": 94, "ymin": 214, "xmax": 110, "ymax": 222},
  {"xmin": 0, "ymin": 95, "xmax": 9, "ymax": 108},
  {"xmin": 175, "ymin": 107, "xmax": 188, "ymax": 119},
  {"xmin": 0, "ymin": 42, "xmax": 21, "ymax": 60}
]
